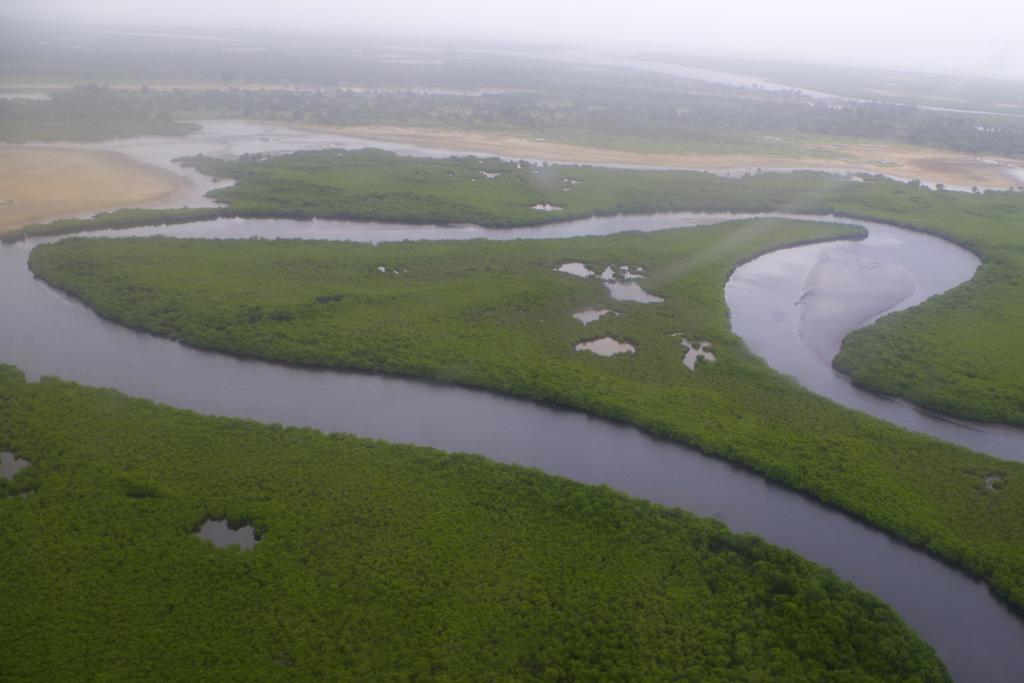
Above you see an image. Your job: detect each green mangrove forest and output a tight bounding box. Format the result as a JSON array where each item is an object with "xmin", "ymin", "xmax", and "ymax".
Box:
[{"xmin": 0, "ymin": 366, "xmax": 946, "ymax": 680}]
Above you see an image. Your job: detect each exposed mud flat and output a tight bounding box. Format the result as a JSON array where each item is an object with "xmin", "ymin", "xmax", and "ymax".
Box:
[
  {"xmin": 725, "ymin": 218, "xmax": 1024, "ymax": 464},
  {"xmin": 797, "ymin": 255, "xmax": 917, "ymax": 362}
]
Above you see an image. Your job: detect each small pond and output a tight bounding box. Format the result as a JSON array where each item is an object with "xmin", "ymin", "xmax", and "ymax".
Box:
[
  {"xmin": 678, "ymin": 339, "xmax": 716, "ymax": 370},
  {"xmin": 573, "ymin": 309, "xmax": 614, "ymax": 325},
  {"xmin": 0, "ymin": 452, "xmax": 31, "ymax": 480},
  {"xmin": 575, "ymin": 337, "xmax": 636, "ymax": 357},
  {"xmin": 600, "ymin": 265, "xmax": 644, "ymax": 281},
  {"xmin": 604, "ymin": 282, "xmax": 664, "ymax": 303},
  {"xmin": 194, "ymin": 519, "xmax": 260, "ymax": 550},
  {"xmin": 556, "ymin": 262, "xmax": 595, "ymax": 278}
]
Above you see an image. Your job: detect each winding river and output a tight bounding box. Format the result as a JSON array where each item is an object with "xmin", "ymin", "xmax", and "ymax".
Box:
[
  {"xmin": 4, "ymin": 125, "xmax": 1024, "ymax": 680},
  {"xmin": 727, "ymin": 219, "xmax": 1024, "ymax": 461}
]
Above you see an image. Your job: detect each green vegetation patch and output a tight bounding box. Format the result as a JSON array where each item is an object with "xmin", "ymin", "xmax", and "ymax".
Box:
[
  {"xmin": 28, "ymin": 219, "xmax": 1024, "ymax": 619},
  {"xmin": 835, "ymin": 265, "xmax": 1024, "ymax": 425},
  {"xmin": 0, "ymin": 207, "xmax": 225, "ymax": 244},
  {"xmin": 179, "ymin": 149, "xmax": 834, "ymax": 226},
  {"xmin": 0, "ymin": 366, "xmax": 946, "ymax": 680}
]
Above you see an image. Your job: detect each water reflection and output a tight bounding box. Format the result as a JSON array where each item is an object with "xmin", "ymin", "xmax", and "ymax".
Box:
[
  {"xmin": 193, "ymin": 519, "xmax": 260, "ymax": 550},
  {"xmin": 573, "ymin": 308, "xmax": 614, "ymax": 325},
  {"xmin": 574, "ymin": 337, "xmax": 636, "ymax": 356},
  {"xmin": 0, "ymin": 452, "xmax": 31, "ymax": 480},
  {"xmin": 604, "ymin": 281, "xmax": 664, "ymax": 303}
]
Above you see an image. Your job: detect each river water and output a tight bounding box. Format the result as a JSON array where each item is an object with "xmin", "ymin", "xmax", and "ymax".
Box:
[
  {"xmin": 727, "ymin": 219, "xmax": 1024, "ymax": 461},
  {"xmin": 5, "ymin": 123, "xmax": 1024, "ymax": 680}
]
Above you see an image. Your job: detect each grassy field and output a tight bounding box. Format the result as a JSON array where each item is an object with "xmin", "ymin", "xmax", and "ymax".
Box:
[
  {"xmin": 29, "ymin": 217, "xmax": 1024, "ymax": 623},
  {"xmin": 0, "ymin": 365, "xmax": 946, "ymax": 680}
]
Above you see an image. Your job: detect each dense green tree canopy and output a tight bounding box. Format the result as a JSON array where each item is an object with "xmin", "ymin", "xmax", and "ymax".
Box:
[{"xmin": 0, "ymin": 366, "xmax": 947, "ymax": 680}]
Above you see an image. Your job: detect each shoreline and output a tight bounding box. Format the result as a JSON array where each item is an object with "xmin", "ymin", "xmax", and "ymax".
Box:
[
  {"xmin": 323, "ymin": 123, "xmax": 1024, "ymax": 190},
  {"xmin": 0, "ymin": 146, "xmax": 187, "ymax": 234}
]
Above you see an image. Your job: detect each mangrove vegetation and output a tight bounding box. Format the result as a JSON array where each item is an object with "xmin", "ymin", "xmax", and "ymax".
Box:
[{"xmin": 0, "ymin": 365, "xmax": 946, "ymax": 680}]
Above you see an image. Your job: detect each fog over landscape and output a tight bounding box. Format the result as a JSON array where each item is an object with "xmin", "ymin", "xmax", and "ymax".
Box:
[{"xmin": 5, "ymin": 0, "xmax": 1024, "ymax": 77}]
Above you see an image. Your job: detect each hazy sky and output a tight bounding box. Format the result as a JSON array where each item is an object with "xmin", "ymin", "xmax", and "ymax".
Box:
[{"xmin": 6, "ymin": 0, "xmax": 1024, "ymax": 78}]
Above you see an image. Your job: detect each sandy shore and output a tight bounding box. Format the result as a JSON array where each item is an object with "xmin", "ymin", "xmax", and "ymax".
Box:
[
  {"xmin": 0, "ymin": 147, "xmax": 185, "ymax": 233},
  {"xmin": 328, "ymin": 125, "xmax": 1024, "ymax": 190}
]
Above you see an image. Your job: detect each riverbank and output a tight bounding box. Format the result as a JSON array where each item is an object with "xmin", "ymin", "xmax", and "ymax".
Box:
[{"xmin": 0, "ymin": 147, "xmax": 185, "ymax": 234}]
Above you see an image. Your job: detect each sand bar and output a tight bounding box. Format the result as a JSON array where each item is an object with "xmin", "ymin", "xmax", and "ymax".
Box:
[{"xmin": 0, "ymin": 146, "xmax": 184, "ymax": 233}]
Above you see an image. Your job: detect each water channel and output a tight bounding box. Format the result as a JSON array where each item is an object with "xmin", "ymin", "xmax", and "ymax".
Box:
[{"xmin": 4, "ymin": 124, "xmax": 1024, "ymax": 680}]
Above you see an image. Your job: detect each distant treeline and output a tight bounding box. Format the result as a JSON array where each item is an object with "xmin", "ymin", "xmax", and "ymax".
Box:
[
  {"xmin": 0, "ymin": 85, "xmax": 197, "ymax": 142},
  {"xmin": 5, "ymin": 81, "xmax": 1024, "ymax": 161}
]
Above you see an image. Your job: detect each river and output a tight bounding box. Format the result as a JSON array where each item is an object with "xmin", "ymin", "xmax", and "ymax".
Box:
[{"xmin": 4, "ymin": 126, "xmax": 1024, "ymax": 680}]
